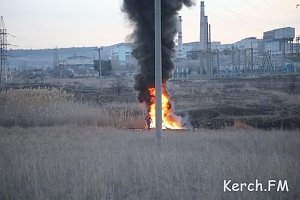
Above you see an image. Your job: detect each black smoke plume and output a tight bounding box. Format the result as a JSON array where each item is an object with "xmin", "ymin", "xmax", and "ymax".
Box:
[{"xmin": 122, "ymin": 0, "xmax": 194, "ymax": 105}]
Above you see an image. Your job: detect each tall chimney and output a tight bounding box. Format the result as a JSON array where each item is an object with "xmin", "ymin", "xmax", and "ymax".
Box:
[
  {"xmin": 200, "ymin": 1, "xmax": 205, "ymax": 16},
  {"xmin": 200, "ymin": 1, "xmax": 208, "ymax": 51},
  {"xmin": 177, "ymin": 16, "xmax": 183, "ymax": 59}
]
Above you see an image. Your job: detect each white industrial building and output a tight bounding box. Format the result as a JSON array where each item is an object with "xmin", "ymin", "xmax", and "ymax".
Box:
[
  {"xmin": 233, "ymin": 37, "xmax": 258, "ymax": 50},
  {"xmin": 111, "ymin": 43, "xmax": 133, "ymax": 66},
  {"xmin": 181, "ymin": 42, "xmax": 199, "ymax": 59},
  {"xmin": 263, "ymin": 27, "xmax": 295, "ymax": 55},
  {"xmin": 99, "ymin": 43, "xmax": 133, "ymax": 67},
  {"xmin": 177, "ymin": 28, "xmax": 297, "ymax": 59}
]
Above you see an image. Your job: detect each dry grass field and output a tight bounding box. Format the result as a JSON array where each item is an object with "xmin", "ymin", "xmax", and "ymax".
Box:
[
  {"xmin": 0, "ymin": 76, "xmax": 299, "ymax": 199},
  {"xmin": 0, "ymin": 126, "xmax": 299, "ymax": 200},
  {"xmin": 3, "ymin": 75, "xmax": 300, "ymax": 130}
]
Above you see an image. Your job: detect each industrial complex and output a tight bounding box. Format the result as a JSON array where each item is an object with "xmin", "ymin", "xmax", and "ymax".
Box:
[
  {"xmin": 91, "ymin": 1, "xmax": 300, "ymax": 79},
  {"xmin": 1, "ymin": 1, "xmax": 299, "ymax": 82},
  {"xmin": 174, "ymin": 1, "xmax": 299, "ymax": 79}
]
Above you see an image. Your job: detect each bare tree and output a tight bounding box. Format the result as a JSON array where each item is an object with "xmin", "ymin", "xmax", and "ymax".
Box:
[{"xmin": 110, "ymin": 76, "xmax": 126, "ymax": 96}]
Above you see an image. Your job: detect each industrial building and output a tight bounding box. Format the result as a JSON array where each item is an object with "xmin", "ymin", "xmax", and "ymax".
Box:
[
  {"xmin": 100, "ymin": 43, "xmax": 133, "ymax": 67},
  {"xmin": 111, "ymin": 43, "xmax": 133, "ymax": 66},
  {"xmin": 57, "ymin": 55, "xmax": 98, "ymax": 77},
  {"xmin": 97, "ymin": 1, "xmax": 298, "ymax": 78},
  {"xmin": 263, "ymin": 27, "xmax": 295, "ymax": 55},
  {"xmin": 171, "ymin": 0, "xmax": 299, "ymax": 79},
  {"xmin": 3, "ymin": 1, "xmax": 299, "ymax": 80},
  {"xmin": 99, "ymin": 1, "xmax": 299, "ymax": 79}
]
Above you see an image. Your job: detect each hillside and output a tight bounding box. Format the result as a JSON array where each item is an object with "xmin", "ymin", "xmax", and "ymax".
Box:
[{"xmin": 8, "ymin": 47, "xmax": 97, "ymax": 68}]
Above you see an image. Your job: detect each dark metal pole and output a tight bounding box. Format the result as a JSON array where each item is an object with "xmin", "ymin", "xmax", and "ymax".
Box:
[
  {"xmin": 97, "ymin": 47, "xmax": 102, "ymax": 77},
  {"xmin": 155, "ymin": 0, "xmax": 162, "ymax": 139},
  {"xmin": 251, "ymin": 42, "xmax": 254, "ymax": 75}
]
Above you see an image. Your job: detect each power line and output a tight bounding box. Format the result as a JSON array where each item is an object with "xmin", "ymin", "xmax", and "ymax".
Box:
[
  {"xmin": 211, "ymin": 0, "xmax": 263, "ymax": 31},
  {"xmin": 244, "ymin": 0, "xmax": 279, "ymax": 26},
  {"xmin": 259, "ymin": 0, "xmax": 295, "ymax": 11},
  {"xmin": 206, "ymin": 10, "xmax": 254, "ymax": 30}
]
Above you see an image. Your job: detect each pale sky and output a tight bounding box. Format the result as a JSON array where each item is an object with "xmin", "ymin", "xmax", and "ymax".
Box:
[{"xmin": 1, "ymin": 0, "xmax": 299, "ymax": 49}]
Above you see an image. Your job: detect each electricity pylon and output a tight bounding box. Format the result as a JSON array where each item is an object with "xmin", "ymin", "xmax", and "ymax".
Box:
[{"xmin": 0, "ymin": 16, "xmax": 8, "ymax": 84}]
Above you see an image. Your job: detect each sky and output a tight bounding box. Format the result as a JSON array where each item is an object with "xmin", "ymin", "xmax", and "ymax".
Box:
[{"xmin": 1, "ymin": 0, "xmax": 300, "ymax": 49}]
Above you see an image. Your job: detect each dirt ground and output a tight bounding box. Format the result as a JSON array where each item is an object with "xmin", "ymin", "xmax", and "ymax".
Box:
[
  {"xmin": 2, "ymin": 74, "xmax": 300, "ymax": 130},
  {"xmin": 170, "ymin": 75, "xmax": 300, "ymax": 130}
]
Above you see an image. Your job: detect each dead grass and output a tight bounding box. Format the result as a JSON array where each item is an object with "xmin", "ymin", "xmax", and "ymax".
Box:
[
  {"xmin": 41, "ymin": 77, "xmax": 135, "ymax": 88},
  {"xmin": 0, "ymin": 88, "xmax": 144, "ymax": 128},
  {"xmin": 234, "ymin": 119, "xmax": 254, "ymax": 129},
  {"xmin": 0, "ymin": 82, "xmax": 299, "ymax": 199},
  {"xmin": 0, "ymin": 126, "xmax": 299, "ymax": 200},
  {"xmin": 285, "ymin": 94, "xmax": 300, "ymax": 106}
]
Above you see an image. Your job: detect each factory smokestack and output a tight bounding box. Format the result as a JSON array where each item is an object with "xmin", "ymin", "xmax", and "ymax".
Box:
[
  {"xmin": 122, "ymin": 0, "xmax": 194, "ymax": 115},
  {"xmin": 199, "ymin": 1, "xmax": 208, "ymax": 50},
  {"xmin": 177, "ymin": 16, "xmax": 184, "ymax": 59}
]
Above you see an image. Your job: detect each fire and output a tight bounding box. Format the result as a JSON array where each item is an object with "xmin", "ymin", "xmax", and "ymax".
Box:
[{"xmin": 147, "ymin": 84, "xmax": 182, "ymax": 129}]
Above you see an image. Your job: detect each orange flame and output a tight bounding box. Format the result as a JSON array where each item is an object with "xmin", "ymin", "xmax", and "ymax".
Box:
[{"xmin": 148, "ymin": 84, "xmax": 182, "ymax": 129}]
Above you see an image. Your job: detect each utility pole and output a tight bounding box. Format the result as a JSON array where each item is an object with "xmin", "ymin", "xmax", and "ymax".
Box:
[
  {"xmin": 0, "ymin": 16, "xmax": 8, "ymax": 84},
  {"xmin": 199, "ymin": 52, "xmax": 203, "ymax": 78},
  {"xmin": 282, "ymin": 39, "xmax": 286, "ymax": 68},
  {"xmin": 155, "ymin": 0, "xmax": 162, "ymax": 139},
  {"xmin": 238, "ymin": 48, "xmax": 241, "ymax": 71},
  {"xmin": 208, "ymin": 24, "xmax": 212, "ymax": 79},
  {"xmin": 251, "ymin": 42, "xmax": 254, "ymax": 76},
  {"xmin": 217, "ymin": 49, "xmax": 220, "ymax": 78},
  {"xmin": 244, "ymin": 49, "xmax": 247, "ymax": 74},
  {"xmin": 231, "ymin": 46, "xmax": 235, "ymax": 77},
  {"xmin": 296, "ymin": 36, "xmax": 300, "ymax": 56},
  {"xmin": 95, "ymin": 47, "xmax": 103, "ymax": 77}
]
